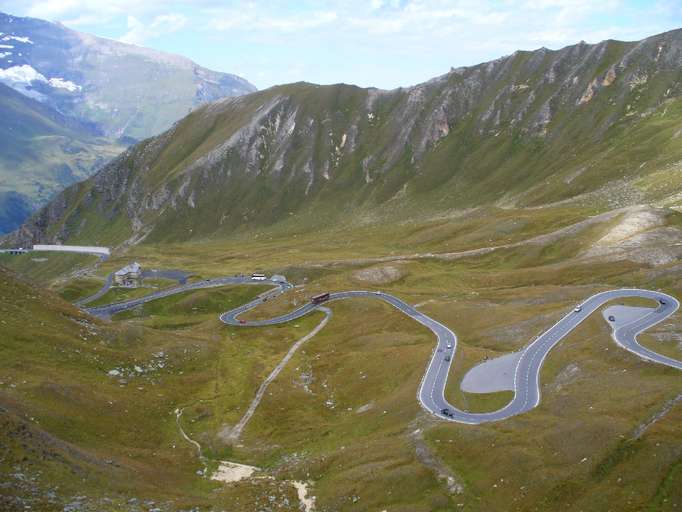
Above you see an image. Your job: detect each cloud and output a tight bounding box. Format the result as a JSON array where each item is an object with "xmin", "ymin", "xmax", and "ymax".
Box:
[
  {"xmin": 9, "ymin": 0, "xmax": 682, "ymax": 89},
  {"xmin": 207, "ymin": 9, "xmax": 337, "ymax": 33},
  {"xmin": 25, "ymin": 0, "xmax": 181, "ymax": 24},
  {"xmin": 347, "ymin": 2, "xmax": 509, "ymax": 35},
  {"xmin": 26, "ymin": 0, "xmax": 83, "ymax": 18},
  {"xmin": 119, "ymin": 13, "xmax": 188, "ymax": 45}
]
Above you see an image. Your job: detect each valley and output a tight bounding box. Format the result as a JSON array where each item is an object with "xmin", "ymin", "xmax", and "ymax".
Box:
[
  {"xmin": 0, "ymin": 10, "xmax": 256, "ymax": 234},
  {"xmin": 1, "ymin": 17, "xmax": 682, "ymax": 512},
  {"xmin": 2, "ymin": 201, "xmax": 682, "ymax": 511}
]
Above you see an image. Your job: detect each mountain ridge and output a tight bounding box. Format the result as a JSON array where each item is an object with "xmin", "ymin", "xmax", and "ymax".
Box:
[
  {"xmin": 0, "ymin": 11, "xmax": 257, "ymax": 140},
  {"xmin": 0, "ymin": 10, "xmax": 258, "ymax": 234},
  {"xmin": 6, "ymin": 26, "xmax": 682, "ymax": 248},
  {"xmin": 0, "ymin": 81, "xmax": 123, "ymax": 233}
]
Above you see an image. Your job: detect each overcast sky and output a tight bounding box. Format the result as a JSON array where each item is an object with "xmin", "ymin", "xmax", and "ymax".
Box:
[{"xmin": 1, "ymin": 0, "xmax": 680, "ymax": 90}]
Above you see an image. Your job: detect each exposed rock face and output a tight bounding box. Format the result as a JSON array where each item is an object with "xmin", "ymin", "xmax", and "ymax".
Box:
[{"xmin": 6, "ymin": 28, "xmax": 682, "ymax": 247}]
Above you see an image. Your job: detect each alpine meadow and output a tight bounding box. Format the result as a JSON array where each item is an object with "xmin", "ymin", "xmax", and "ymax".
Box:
[{"xmin": 1, "ymin": 4, "xmax": 682, "ymax": 512}]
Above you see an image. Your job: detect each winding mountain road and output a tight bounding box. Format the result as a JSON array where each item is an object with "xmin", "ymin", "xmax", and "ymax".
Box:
[
  {"xmin": 84, "ymin": 276, "xmax": 291, "ymax": 317},
  {"xmin": 86, "ymin": 277, "xmax": 681, "ymax": 425},
  {"xmin": 219, "ymin": 287, "xmax": 680, "ymax": 424}
]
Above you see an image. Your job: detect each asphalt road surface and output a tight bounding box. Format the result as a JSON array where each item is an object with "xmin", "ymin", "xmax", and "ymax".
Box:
[
  {"xmin": 77, "ymin": 268, "xmax": 194, "ymax": 306},
  {"xmin": 76, "ymin": 272, "xmax": 113, "ymax": 306},
  {"xmin": 220, "ymin": 287, "xmax": 681, "ymax": 424},
  {"xmin": 86, "ymin": 277, "xmax": 681, "ymax": 424},
  {"xmin": 85, "ymin": 276, "xmax": 291, "ymax": 317}
]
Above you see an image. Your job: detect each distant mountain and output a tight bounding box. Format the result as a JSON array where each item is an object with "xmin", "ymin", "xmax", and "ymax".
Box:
[
  {"xmin": 0, "ymin": 11, "xmax": 256, "ymax": 141},
  {"xmin": 0, "ymin": 82, "xmax": 122, "ymax": 233},
  {"xmin": 0, "ymin": 11, "xmax": 257, "ymax": 234},
  {"xmin": 7, "ymin": 28, "xmax": 682, "ymax": 247}
]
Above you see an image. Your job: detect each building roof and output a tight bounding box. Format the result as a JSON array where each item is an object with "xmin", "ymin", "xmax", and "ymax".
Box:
[{"xmin": 115, "ymin": 262, "xmax": 141, "ymax": 276}]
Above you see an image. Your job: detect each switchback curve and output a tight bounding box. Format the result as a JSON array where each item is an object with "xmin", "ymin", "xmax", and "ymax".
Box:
[
  {"xmin": 219, "ymin": 287, "xmax": 681, "ymax": 424},
  {"xmin": 85, "ymin": 278, "xmax": 681, "ymax": 424}
]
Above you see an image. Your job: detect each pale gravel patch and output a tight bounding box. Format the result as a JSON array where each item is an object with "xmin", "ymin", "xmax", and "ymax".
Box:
[
  {"xmin": 210, "ymin": 461, "xmax": 259, "ymax": 483},
  {"xmin": 355, "ymin": 401, "xmax": 375, "ymax": 414},
  {"xmin": 460, "ymin": 352, "xmax": 521, "ymax": 393},
  {"xmin": 591, "ymin": 208, "xmax": 663, "ymax": 246},
  {"xmin": 292, "ymin": 481, "xmax": 316, "ymax": 512},
  {"xmin": 352, "ymin": 264, "xmax": 406, "ymax": 284}
]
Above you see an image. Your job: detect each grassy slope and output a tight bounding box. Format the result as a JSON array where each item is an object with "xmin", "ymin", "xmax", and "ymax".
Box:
[
  {"xmin": 13, "ymin": 30, "xmax": 682, "ymax": 248},
  {"xmin": 0, "ymin": 251, "xmax": 99, "ymax": 284},
  {"xmin": 2, "ymin": 30, "xmax": 682, "ymax": 512},
  {"xmin": 4, "ymin": 203, "xmax": 681, "ymax": 511},
  {"xmin": 0, "ymin": 267, "xmax": 315, "ymax": 510}
]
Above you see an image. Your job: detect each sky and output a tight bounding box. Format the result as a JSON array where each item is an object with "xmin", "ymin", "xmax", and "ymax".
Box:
[{"xmin": 1, "ymin": 0, "xmax": 681, "ymax": 90}]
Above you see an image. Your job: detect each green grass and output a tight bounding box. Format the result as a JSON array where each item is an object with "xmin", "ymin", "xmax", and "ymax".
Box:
[
  {"xmin": 55, "ymin": 276, "xmax": 106, "ymax": 301},
  {"xmin": 112, "ymin": 284, "xmax": 271, "ymax": 325},
  {"xmin": 87, "ymin": 286, "xmax": 159, "ymax": 307},
  {"xmin": 0, "ymin": 252, "xmax": 99, "ymax": 284},
  {"xmin": 3, "ymin": 188, "xmax": 682, "ymax": 510},
  {"xmin": 6, "ymin": 30, "xmax": 682, "ymax": 510}
]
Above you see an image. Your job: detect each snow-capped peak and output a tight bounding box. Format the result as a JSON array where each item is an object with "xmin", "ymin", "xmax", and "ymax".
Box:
[{"xmin": 0, "ymin": 64, "xmax": 81, "ymax": 99}]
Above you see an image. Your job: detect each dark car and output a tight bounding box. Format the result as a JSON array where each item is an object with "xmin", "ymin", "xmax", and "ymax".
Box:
[
  {"xmin": 659, "ymin": 298, "xmax": 666, "ymax": 305},
  {"xmin": 444, "ymin": 355, "xmax": 451, "ymax": 362},
  {"xmin": 441, "ymin": 408, "xmax": 452, "ymax": 417},
  {"xmin": 608, "ymin": 315, "xmax": 615, "ymax": 322}
]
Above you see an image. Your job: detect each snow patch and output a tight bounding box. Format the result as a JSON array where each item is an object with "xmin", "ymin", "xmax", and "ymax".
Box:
[
  {"xmin": 2, "ymin": 35, "xmax": 32, "ymax": 44},
  {"xmin": 48, "ymin": 77, "xmax": 82, "ymax": 92},
  {"xmin": 0, "ymin": 64, "xmax": 44, "ymax": 83},
  {"xmin": 0, "ymin": 64, "xmax": 81, "ymax": 95}
]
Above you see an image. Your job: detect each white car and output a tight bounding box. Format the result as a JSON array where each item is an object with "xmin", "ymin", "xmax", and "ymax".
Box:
[
  {"xmin": 446, "ymin": 343, "xmax": 453, "ymax": 349},
  {"xmin": 574, "ymin": 306, "xmax": 582, "ymax": 312}
]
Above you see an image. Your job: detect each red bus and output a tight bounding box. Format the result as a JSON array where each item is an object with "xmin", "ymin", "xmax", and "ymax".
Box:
[{"xmin": 311, "ymin": 292, "xmax": 330, "ymax": 304}]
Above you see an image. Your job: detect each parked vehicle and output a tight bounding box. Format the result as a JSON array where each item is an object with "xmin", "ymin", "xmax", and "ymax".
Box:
[
  {"xmin": 312, "ymin": 292, "xmax": 330, "ymax": 304},
  {"xmin": 251, "ymin": 273, "xmax": 267, "ymax": 281}
]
